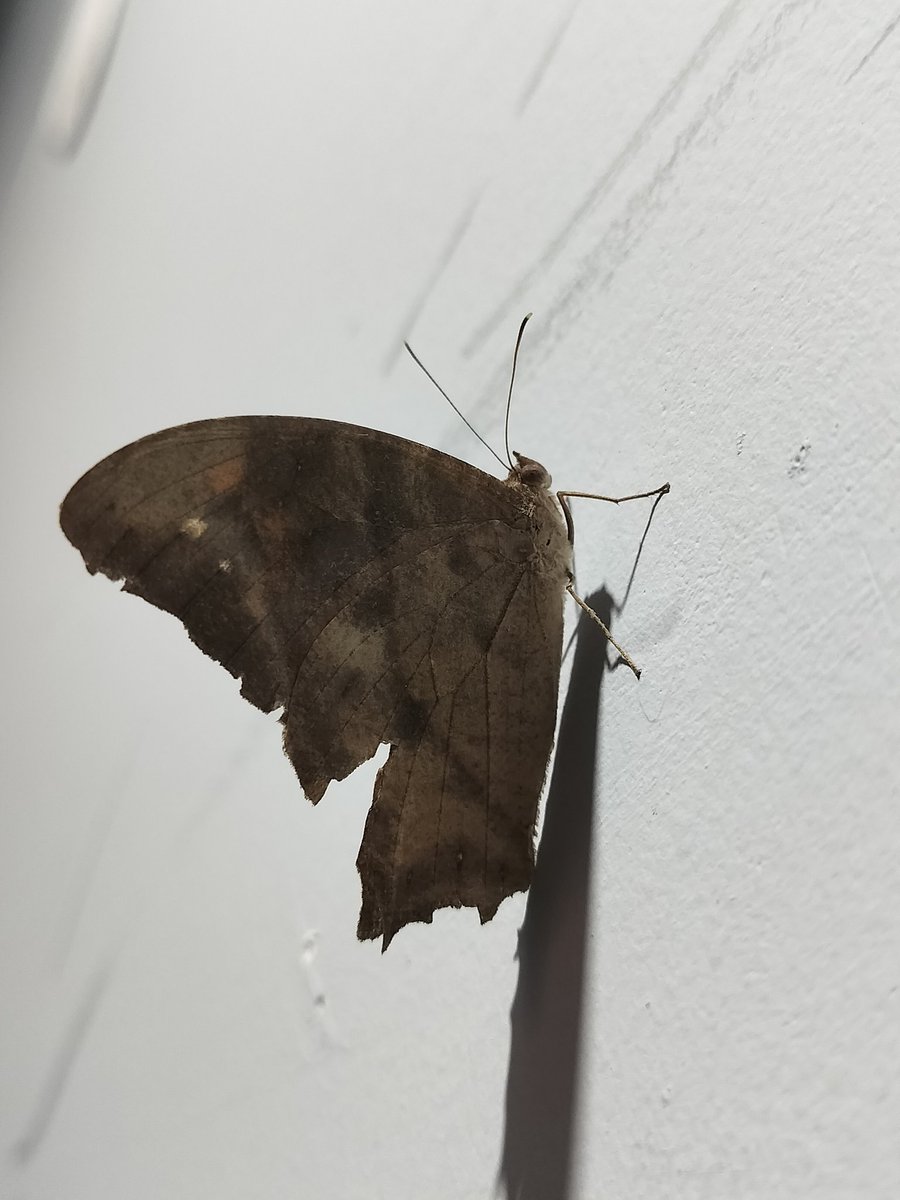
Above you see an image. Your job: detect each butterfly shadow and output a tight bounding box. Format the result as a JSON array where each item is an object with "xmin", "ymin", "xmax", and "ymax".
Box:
[{"xmin": 497, "ymin": 586, "xmax": 611, "ymax": 1200}]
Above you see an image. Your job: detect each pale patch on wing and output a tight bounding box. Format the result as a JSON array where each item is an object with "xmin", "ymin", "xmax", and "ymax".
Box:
[{"xmin": 180, "ymin": 516, "xmax": 207, "ymax": 538}]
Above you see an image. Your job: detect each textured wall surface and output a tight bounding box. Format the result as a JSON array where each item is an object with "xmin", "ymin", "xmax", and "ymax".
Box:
[{"xmin": 2, "ymin": 2, "xmax": 898, "ymax": 1197}]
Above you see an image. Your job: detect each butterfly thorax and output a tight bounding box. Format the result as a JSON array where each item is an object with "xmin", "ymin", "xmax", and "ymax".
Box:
[{"xmin": 506, "ymin": 453, "xmax": 572, "ymax": 578}]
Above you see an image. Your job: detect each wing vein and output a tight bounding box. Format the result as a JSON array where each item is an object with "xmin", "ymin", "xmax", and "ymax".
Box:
[
  {"xmin": 284, "ymin": 527, "xmax": 508, "ymax": 716},
  {"xmin": 383, "ymin": 564, "xmax": 529, "ymax": 924},
  {"xmin": 482, "ymin": 568, "xmax": 529, "ymax": 896},
  {"xmin": 81, "ymin": 450, "xmax": 249, "ymax": 541},
  {"xmin": 95, "ymin": 448, "xmax": 283, "ymax": 576}
]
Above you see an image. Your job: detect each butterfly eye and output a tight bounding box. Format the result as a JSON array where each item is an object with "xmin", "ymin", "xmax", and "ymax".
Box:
[{"xmin": 513, "ymin": 453, "xmax": 552, "ymax": 489}]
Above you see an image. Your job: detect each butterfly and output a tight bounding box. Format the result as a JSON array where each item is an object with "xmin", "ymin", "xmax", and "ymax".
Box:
[{"xmin": 60, "ymin": 318, "xmax": 667, "ymax": 949}]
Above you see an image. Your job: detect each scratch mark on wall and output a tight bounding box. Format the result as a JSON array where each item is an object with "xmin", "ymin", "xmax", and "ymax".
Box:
[
  {"xmin": 516, "ymin": 1, "xmax": 581, "ymax": 114},
  {"xmin": 53, "ymin": 758, "xmax": 132, "ymax": 966},
  {"xmin": 383, "ymin": 188, "xmax": 484, "ymax": 373},
  {"xmin": 846, "ymin": 12, "xmax": 900, "ymax": 81},
  {"xmin": 770, "ymin": 510, "xmax": 790, "ymax": 560},
  {"xmin": 11, "ymin": 957, "xmax": 115, "ymax": 1165},
  {"xmin": 861, "ymin": 543, "xmax": 898, "ymax": 632},
  {"xmin": 787, "ymin": 441, "xmax": 812, "ymax": 477},
  {"xmin": 464, "ymin": 0, "xmax": 748, "ymax": 357},
  {"xmin": 298, "ymin": 929, "xmax": 343, "ymax": 1044},
  {"xmin": 300, "ymin": 930, "xmax": 325, "ymax": 1007},
  {"xmin": 174, "ymin": 722, "xmax": 266, "ymax": 844},
  {"xmin": 543, "ymin": 0, "xmax": 822, "ymax": 339}
]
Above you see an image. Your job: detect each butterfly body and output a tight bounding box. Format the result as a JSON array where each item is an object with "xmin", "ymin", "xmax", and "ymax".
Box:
[{"xmin": 61, "ymin": 417, "xmax": 571, "ymax": 948}]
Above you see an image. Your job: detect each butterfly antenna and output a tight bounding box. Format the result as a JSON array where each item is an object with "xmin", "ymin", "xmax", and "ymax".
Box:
[
  {"xmin": 504, "ymin": 312, "xmax": 532, "ymax": 470},
  {"xmin": 403, "ymin": 340, "xmax": 508, "ymax": 472}
]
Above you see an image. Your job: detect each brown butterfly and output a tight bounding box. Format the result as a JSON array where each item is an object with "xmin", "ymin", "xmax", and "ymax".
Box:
[{"xmin": 60, "ymin": 318, "xmax": 667, "ymax": 949}]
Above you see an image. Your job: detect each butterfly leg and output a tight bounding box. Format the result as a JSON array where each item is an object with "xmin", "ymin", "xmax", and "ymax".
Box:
[
  {"xmin": 557, "ymin": 481, "xmax": 670, "ymax": 506},
  {"xmin": 555, "ymin": 482, "xmax": 669, "ymax": 545},
  {"xmin": 558, "ymin": 482, "xmax": 668, "ymax": 678},
  {"xmin": 565, "ymin": 581, "xmax": 642, "ymax": 679}
]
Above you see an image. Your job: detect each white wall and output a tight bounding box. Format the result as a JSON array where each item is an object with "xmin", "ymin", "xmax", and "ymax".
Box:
[{"xmin": 2, "ymin": 2, "xmax": 898, "ymax": 1197}]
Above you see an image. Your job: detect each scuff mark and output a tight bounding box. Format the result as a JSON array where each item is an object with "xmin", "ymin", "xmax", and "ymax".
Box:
[
  {"xmin": 464, "ymin": 0, "xmax": 749, "ymax": 356},
  {"xmin": 540, "ymin": 0, "xmax": 823, "ymax": 345},
  {"xmin": 384, "ymin": 188, "xmax": 484, "ymax": 373},
  {"xmin": 516, "ymin": 1, "xmax": 581, "ymax": 114},
  {"xmin": 11, "ymin": 956, "xmax": 116, "ymax": 1165},
  {"xmin": 861, "ymin": 543, "xmax": 898, "ymax": 633},
  {"xmin": 53, "ymin": 751, "xmax": 135, "ymax": 967},
  {"xmin": 299, "ymin": 930, "xmax": 342, "ymax": 1044},
  {"xmin": 846, "ymin": 12, "xmax": 900, "ymax": 81},
  {"xmin": 787, "ymin": 441, "xmax": 811, "ymax": 477}
]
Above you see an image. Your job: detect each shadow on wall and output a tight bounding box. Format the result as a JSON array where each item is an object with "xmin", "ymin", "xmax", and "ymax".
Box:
[{"xmin": 498, "ymin": 586, "xmax": 610, "ymax": 1200}]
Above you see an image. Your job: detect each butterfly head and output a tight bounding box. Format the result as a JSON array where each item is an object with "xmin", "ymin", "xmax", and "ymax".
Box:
[{"xmin": 511, "ymin": 452, "xmax": 552, "ymax": 490}]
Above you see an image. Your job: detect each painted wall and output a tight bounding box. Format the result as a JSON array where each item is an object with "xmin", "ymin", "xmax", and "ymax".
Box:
[{"xmin": 2, "ymin": 2, "xmax": 898, "ymax": 1196}]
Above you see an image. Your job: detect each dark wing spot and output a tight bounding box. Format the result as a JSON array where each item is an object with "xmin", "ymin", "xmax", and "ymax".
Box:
[{"xmin": 389, "ymin": 693, "xmax": 431, "ymax": 742}]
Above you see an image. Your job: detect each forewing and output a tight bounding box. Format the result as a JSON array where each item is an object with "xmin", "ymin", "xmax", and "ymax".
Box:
[{"xmin": 61, "ymin": 416, "xmax": 566, "ymax": 945}]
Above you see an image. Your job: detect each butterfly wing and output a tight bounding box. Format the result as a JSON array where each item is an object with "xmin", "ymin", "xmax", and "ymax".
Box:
[{"xmin": 61, "ymin": 416, "xmax": 568, "ymax": 947}]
